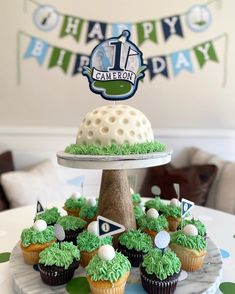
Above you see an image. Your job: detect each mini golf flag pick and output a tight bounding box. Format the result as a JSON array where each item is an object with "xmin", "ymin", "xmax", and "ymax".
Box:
[
  {"xmin": 36, "ymin": 200, "xmax": 44, "ymax": 215},
  {"xmin": 97, "ymin": 216, "xmax": 125, "ymax": 238},
  {"xmin": 173, "ymin": 183, "xmax": 180, "ymax": 199},
  {"xmin": 154, "ymin": 231, "xmax": 170, "ymax": 255},
  {"xmin": 181, "ymin": 198, "xmax": 195, "ymax": 218}
]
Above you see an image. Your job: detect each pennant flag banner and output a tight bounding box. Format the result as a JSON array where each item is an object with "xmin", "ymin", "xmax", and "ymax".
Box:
[
  {"xmin": 18, "ymin": 31, "xmax": 226, "ymax": 84},
  {"xmin": 27, "ymin": 0, "xmax": 218, "ymax": 46}
]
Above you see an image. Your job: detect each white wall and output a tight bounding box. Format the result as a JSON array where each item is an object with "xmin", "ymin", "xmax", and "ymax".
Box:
[{"xmin": 0, "ymin": 0, "xmax": 234, "ymax": 129}]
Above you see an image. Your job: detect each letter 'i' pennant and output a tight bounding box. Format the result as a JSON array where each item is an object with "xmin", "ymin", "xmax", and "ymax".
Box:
[{"xmin": 48, "ymin": 47, "xmax": 72, "ymax": 73}]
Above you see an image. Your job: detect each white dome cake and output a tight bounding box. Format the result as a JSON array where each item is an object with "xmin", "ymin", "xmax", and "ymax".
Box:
[{"xmin": 76, "ymin": 104, "xmax": 154, "ymax": 146}]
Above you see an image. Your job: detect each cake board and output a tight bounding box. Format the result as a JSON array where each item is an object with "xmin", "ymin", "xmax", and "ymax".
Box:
[
  {"xmin": 57, "ymin": 150, "xmax": 172, "ymax": 241},
  {"xmin": 9, "ymin": 237, "xmax": 223, "ymax": 294}
]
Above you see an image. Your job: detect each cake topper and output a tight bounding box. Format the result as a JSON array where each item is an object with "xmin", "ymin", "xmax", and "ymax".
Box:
[
  {"xmin": 83, "ymin": 30, "xmax": 147, "ymax": 101},
  {"xmin": 151, "ymin": 185, "xmax": 161, "ymax": 196},
  {"xmin": 54, "ymin": 224, "xmax": 65, "ymax": 241},
  {"xmin": 97, "ymin": 215, "xmax": 125, "ymax": 237},
  {"xmin": 154, "ymin": 231, "xmax": 170, "ymax": 255}
]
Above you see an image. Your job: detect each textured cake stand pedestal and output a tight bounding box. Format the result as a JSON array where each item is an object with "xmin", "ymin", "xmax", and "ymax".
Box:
[{"xmin": 57, "ymin": 150, "xmax": 172, "ymax": 244}]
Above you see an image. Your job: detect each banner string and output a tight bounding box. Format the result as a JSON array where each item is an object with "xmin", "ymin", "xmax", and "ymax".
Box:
[
  {"xmin": 17, "ymin": 30, "xmax": 228, "ymax": 86},
  {"xmin": 25, "ymin": 0, "xmax": 220, "ymax": 25}
]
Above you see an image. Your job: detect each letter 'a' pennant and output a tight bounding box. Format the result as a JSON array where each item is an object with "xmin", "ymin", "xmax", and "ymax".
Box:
[{"xmin": 97, "ymin": 216, "xmax": 125, "ymax": 237}]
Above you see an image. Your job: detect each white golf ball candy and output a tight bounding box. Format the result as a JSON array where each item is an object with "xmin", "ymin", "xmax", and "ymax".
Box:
[
  {"xmin": 130, "ymin": 188, "xmax": 134, "ymax": 195},
  {"xmin": 87, "ymin": 221, "xmax": 98, "ymax": 236},
  {"xmin": 147, "ymin": 208, "xmax": 159, "ymax": 218},
  {"xmin": 33, "ymin": 220, "xmax": 47, "ymax": 232},
  {"xmin": 87, "ymin": 198, "xmax": 96, "ymax": 207},
  {"xmin": 170, "ymin": 198, "xmax": 181, "ymax": 207},
  {"xmin": 98, "ymin": 245, "xmax": 116, "ymax": 261},
  {"xmin": 70, "ymin": 191, "xmax": 81, "ymax": 199},
  {"xmin": 183, "ymin": 224, "xmax": 198, "ymax": 236}
]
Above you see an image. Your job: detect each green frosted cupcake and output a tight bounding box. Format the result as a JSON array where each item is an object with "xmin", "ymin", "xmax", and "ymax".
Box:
[
  {"xmin": 64, "ymin": 192, "xmax": 86, "ymax": 217},
  {"xmin": 35, "ymin": 207, "xmax": 60, "ymax": 225},
  {"xmin": 181, "ymin": 219, "xmax": 206, "ymax": 238},
  {"xmin": 118, "ymin": 229, "xmax": 153, "ymax": 267},
  {"xmin": 134, "ymin": 205, "xmax": 145, "ymax": 220},
  {"xmin": 170, "ymin": 225, "xmax": 207, "ymax": 271},
  {"xmin": 86, "ymin": 245, "xmax": 131, "ymax": 293},
  {"xmin": 137, "ymin": 209, "xmax": 169, "ymax": 238},
  {"xmin": 140, "ymin": 248, "xmax": 181, "ymax": 294},
  {"xmin": 132, "ymin": 193, "xmax": 141, "ymax": 205},
  {"xmin": 38, "ymin": 242, "xmax": 80, "ymax": 286},
  {"xmin": 79, "ymin": 198, "xmax": 97, "ymax": 224},
  {"xmin": 77, "ymin": 230, "xmax": 112, "ymax": 267},
  {"xmin": 163, "ymin": 200, "xmax": 181, "ymax": 232},
  {"xmin": 56, "ymin": 215, "xmax": 87, "ymax": 244}
]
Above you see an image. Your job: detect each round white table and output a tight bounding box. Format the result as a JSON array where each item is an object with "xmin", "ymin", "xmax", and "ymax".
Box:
[{"xmin": 0, "ymin": 203, "xmax": 234, "ymax": 294}]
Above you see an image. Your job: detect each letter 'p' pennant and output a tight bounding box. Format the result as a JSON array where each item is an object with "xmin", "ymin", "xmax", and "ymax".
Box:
[{"xmin": 97, "ymin": 216, "xmax": 125, "ymax": 237}]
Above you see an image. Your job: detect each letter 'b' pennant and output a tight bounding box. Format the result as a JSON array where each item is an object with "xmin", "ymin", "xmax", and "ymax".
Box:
[{"xmin": 97, "ymin": 216, "xmax": 125, "ymax": 237}]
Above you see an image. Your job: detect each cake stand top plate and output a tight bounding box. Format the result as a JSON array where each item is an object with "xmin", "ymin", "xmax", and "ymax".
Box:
[{"xmin": 57, "ymin": 150, "xmax": 172, "ymax": 170}]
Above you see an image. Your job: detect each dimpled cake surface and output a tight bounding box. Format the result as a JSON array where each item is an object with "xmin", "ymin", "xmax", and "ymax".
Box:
[{"xmin": 76, "ymin": 104, "xmax": 154, "ymax": 146}]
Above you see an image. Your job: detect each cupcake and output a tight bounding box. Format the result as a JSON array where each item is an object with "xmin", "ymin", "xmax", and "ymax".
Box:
[
  {"xmin": 35, "ymin": 207, "xmax": 60, "ymax": 226},
  {"xmin": 131, "ymin": 188, "xmax": 141, "ymax": 206},
  {"xmin": 163, "ymin": 198, "xmax": 181, "ymax": 231},
  {"xmin": 118, "ymin": 229, "xmax": 153, "ymax": 267},
  {"xmin": 170, "ymin": 224, "xmax": 207, "ymax": 271},
  {"xmin": 79, "ymin": 198, "xmax": 97, "ymax": 224},
  {"xmin": 140, "ymin": 248, "xmax": 181, "ymax": 294},
  {"xmin": 38, "ymin": 242, "xmax": 80, "ymax": 286},
  {"xmin": 181, "ymin": 219, "xmax": 206, "ymax": 239},
  {"xmin": 20, "ymin": 220, "xmax": 56, "ymax": 265},
  {"xmin": 56, "ymin": 215, "xmax": 87, "ymax": 244},
  {"xmin": 77, "ymin": 221, "xmax": 112, "ymax": 267},
  {"xmin": 137, "ymin": 208, "xmax": 169, "ymax": 238},
  {"xmin": 145, "ymin": 196, "xmax": 166, "ymax": 213},
  {"xmin": 86, "ymin": 244, "xmax": 131, "ymax": 294},
  {"xmin": 63, "ymin": 192, "xmax": 86, "ymax": 217}
]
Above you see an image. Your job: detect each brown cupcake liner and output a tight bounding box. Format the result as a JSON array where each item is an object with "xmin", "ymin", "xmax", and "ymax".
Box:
[
  {"xmin": 63, "ymin": 206, "xmax": 80, "ymax": 217},
  {"xmin": 170, "ymin": 243, "xmax": 206, "ymax": 271},
  {"xmin": 166, "ymin": 217, "xmax": 181, "ymax": 232},
  {"xmin": 118, "ymin": 244, "xmax": 143, "ymax": 267},
  {"xmin": 38, "ymin": 260, "xmax": 79, "ymax": 286},
  {"xmin": 87, "ymin": 271, "xmax": 129, "ymax": 294},
  {"xmin": 64, "ymin": 228, "xmax": 84, "ymax": 245},
  {"xmin": 140, "ymin": 266, "xmax": 179, "ymax": 294},
  {"xmin": 80, "ymin": 250, "xmax": 98, "ymax": 267}
]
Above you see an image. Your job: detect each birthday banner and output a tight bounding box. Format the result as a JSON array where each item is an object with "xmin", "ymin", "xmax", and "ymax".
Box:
[
  {"xmin": 17, "ymin": 31, "xmax": 227, "ymax": 83},
  {"xmin": 25, "ymin": 0, "xmax": 220, "ymax": 46}
]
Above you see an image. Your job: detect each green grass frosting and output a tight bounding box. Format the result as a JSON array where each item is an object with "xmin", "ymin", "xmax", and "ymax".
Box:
[
  {"xmin": 56, "ymin": 215, "xmax": 87, "ymax": 231},
  {"xmin": 64, "ymin": 197, "xmax": 86, "ymax": 210},
  {"xmin": 21, "ymin": 226, "xmax": 55, "ymax": 247},
  {"xmin": 132, "ymin": 193, "xmax": 141, "ymax": 203},
  {"xmin": 170, "ymin": 231, "xmax": 206, "ymax": 251},
  {"xmin": 77, "ymin": 231, "xmax": 112, "ymax": 252},
  {"xmin": 134, "ymin": 205, "xmax": 144, "ymax": 219},
  {"xmin": 79, "ymin": 204, "xmax": 97, "ymax": 219},
  {"xmin": 39, "ymin": 242, "xmax": 80, "ymax": 269},
  {"xmin": 137, "ymin": 215, "xmax": 169, "ymax": 232},
  {"xmin": 65, "ymin": 141, "xmax": 166, "ymax": 156},
  {"xmin": 86, "ymin": 251, "xmax": 131, "ymax": 283},
  {"xmin": 35, "ymin": 207, "xmax": 60, "ymax": 225},
  {"xmin": 163, "ymin": 205, "xmax": 181, "ymax": 218},
  {"xmin": 145, "ymin": 197, "xmax": 166, "ymax": 212},
  {"xmin": 182, "ymin": 219, "xmax": 206, "ymax": 237},
  {"xmin": 118, "ymin": 229, "xmax": 153, "ymax": 253},
  {"xmin": 142, "ymin": 248, "xmax": 181, "ymax": 281}
]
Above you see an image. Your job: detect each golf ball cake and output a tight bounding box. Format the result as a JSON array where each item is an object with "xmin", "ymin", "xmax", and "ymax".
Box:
[{"xmin": 76, "ymin": 104, "xmax": 154, "ymax": 146}]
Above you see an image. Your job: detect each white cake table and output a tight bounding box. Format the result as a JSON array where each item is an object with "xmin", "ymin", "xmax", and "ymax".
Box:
[{"xmin": 0, "ymin": 203, "xmax": 235, "ymax": 293}]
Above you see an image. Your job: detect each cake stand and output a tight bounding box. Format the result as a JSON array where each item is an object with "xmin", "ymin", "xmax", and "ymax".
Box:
[{"xmin": 57, "ymin": 150, "xmax": 172, "ymax": 239}]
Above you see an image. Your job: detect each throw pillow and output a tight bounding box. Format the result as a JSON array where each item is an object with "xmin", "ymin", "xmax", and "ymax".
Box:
[
  {"xmin": 1, "ymin": 160, "xmax": 65, "ymax": 208},
  {"xmin": 189, "ymin": 147, "xmax": 235, "ymax": 214},
  {"xmin": 0, "ymin": 151, "xmax": 14, "ymax": 211},
  {"xmin": 139, "ymin": 163, "xmax": 217, "ymax": 206}
]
